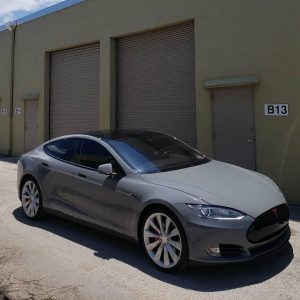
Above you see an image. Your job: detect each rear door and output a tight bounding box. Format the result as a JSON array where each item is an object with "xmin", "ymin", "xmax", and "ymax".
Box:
[
  {"xmin": 39, "ymin": 138, "xmax": 80, "ymax": 215},
  {"xmin": 71, "ymin": 139, "xmax": 126, "ymax": 233}
]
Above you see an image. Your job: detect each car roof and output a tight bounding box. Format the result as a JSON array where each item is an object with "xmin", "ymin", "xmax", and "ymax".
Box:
[{"xmin": 81, "ymin": 129, "xmax": 166, "ymax": 140}]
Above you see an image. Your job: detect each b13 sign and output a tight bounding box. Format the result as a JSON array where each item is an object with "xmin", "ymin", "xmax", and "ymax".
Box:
[{"xmin": 264, "ymin": 104, "xmax": 289, "ymax": 116}]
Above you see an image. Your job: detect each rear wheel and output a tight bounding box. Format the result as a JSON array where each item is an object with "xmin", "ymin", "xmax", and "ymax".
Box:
[
  {"xmin": 21, "ymin": 179, "xmax": 44, "ymax": 220},
  {"xmin": 141, "ymin": 208, "xmax": 188, "ymax": 272}
]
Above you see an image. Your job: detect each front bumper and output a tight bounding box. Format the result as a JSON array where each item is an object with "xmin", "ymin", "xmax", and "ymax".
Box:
[
  {"xmin": 190, "ymin": 225, "xmax": 290, "ymax": 264},
  {"xmin": 175, "ymin": 204, "xmax": 291, "ymax": 264}
]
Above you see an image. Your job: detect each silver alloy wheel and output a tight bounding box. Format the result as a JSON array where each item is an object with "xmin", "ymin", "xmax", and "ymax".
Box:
[
  {"xmin": 143, "ymin": 213, "xmax": 182, "ymax": 269},
  {"xmin": 21, "ymin": 181, "xmax": 40, "ymax": 218}
]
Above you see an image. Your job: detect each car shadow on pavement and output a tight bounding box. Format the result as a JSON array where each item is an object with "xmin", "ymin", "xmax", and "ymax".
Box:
[
  {"xmin": 0, "ymin": 156, "xmax": 19, "ymax": 164},
  {"xmin": 13, "ymin": 207, "xmax": 294, "ymax": 292},
  {"xmin": 289, "ymin": 205, "xmax": 300, "ymax": 222}
]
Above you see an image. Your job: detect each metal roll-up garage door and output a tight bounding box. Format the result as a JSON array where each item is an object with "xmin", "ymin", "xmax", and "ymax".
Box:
[
  {"xmin": 50, "ymin": 43, "xmax": 100, "ymax": 138},
  {"xmin": 117, "ymin": 22, "xmax": 197, "ymax": 147}
]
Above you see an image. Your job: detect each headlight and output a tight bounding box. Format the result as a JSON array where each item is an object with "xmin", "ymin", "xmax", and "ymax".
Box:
[{"xmin": 187, "ymin": 205, "xmax": 245, "ymax": 220}]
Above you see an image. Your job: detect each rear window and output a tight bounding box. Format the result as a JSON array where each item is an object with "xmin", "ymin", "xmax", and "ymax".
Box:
[{"xmin": 44, "ymin": 138, "xmax": 80, "ymax": 163}]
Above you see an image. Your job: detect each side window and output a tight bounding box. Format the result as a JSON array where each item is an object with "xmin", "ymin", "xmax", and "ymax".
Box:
[
  {"xmin": 79, "ymin": 140, "xmax": 113, "ymax": 170},
  {"xmin": 45, "ymin": 138, "xmax": 79, "ymax": 163}
]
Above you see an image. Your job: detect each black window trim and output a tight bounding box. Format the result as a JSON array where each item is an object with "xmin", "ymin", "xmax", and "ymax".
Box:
[
  {"xmin": 44, "ymin": 137, "xmax": 81, "ymax": 167},
  {"xmin": 44, "ymin": 137, "xmax": 126, "ymax": 174},
  {"xmin": 77, "ymin": 138, "xmax": 126, "ymax": 174}
]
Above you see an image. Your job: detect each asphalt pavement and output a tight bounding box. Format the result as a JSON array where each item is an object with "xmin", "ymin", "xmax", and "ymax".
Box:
[{"xmin": 0, "ymin": 157, "xmax": 299, "ymax": 300}]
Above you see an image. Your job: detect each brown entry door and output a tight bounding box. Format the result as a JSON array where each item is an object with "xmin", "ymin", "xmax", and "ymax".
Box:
[
  {"xmin": 212, "ymin": 87, "xmax": 255, "ymax": 170},
  {"xmin": 25, "ymin": 100, "xmax": 38, "ymax": 152}
]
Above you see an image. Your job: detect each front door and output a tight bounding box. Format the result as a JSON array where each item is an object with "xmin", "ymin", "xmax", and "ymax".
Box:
[
  {"xmin": 71, "ymin": 139, "xmax": 126, "ymax": 233},
  {"xmin": 212, "ymin": 87, "xmax": 256, "ymax": 170},
  {"xmin": 24, "ymin": 100, "xmax": 38, "ymax": 152}
]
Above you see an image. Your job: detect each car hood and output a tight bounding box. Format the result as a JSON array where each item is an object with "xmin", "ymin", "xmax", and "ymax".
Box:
[{"xmin": 141, "ymin": 160, "xmax": 286, "ymax": 218}]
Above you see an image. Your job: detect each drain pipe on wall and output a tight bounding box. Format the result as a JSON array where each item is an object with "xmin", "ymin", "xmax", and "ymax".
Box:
[{"xmin": 5, "ymin": 20, "xmax": 17, "ymax": 156}]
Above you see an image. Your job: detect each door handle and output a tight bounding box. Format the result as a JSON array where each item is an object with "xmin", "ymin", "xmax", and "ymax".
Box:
[
  {"xmin": 41, "ymin": 162, "xmax": 49, "ymax": 167},
  {"xmin": 247, "ymin": 138, "xmax": 254, "ymax": 143},
  {"xmin": 78, "ymin": 173, "xmax": 87, "ymax": 179}
]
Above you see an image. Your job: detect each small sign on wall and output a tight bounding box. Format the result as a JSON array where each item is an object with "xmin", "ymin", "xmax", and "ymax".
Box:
[
  {"xmin": 264, "ymin": 104, "xmax": 289, "ymax": 116},
  {"xmin": 15, "ymin": 108, "xmax": 22, "ymax": 115},
  {"xmin": 0, "ymin": 108, "xmax": 8, "ymax": 116}
]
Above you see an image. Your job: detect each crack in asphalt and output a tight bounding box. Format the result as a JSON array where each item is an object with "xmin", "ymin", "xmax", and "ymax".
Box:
[{"xmin": 0, "ymin": 248, "xmax": 81, "ymax": 300}]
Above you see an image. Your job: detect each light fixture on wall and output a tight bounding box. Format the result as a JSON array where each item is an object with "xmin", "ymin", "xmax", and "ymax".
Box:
[{"xmin": 5, "ymin": 20, "xmax": 17, "ymax": 32}]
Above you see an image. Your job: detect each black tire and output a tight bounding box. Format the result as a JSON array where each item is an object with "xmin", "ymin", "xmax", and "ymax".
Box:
[
  {"xmin": 141, "ymin": 207, "xmax": 189, "ymax": 273},
  {"xmin": 20, "ymin": 177, "xmax": 45, "ymax": 220}
]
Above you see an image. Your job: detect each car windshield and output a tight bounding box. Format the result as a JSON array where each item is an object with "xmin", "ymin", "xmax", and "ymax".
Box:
[{"xmin": 103, "ymin": 132, "xmax": 210, "ymax": 174}]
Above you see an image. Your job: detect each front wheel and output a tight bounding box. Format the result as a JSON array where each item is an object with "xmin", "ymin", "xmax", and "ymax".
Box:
[
  {"xmin": 21, "ymin": 179, "xmax": 44, "ymax": 220},
  {"xmin": 141, "ymin": 208, "xmax": 189, "ymax": 272}
]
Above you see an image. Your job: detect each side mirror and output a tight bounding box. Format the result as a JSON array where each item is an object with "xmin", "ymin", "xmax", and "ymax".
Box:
[{"xmin": 97, "ymin": 163, "xmax": 114, "ymax": 175}]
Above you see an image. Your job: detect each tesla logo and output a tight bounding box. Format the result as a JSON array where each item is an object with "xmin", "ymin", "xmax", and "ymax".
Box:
[{"xmin": 272, "ymin": 208, "xmax": 279, "ymax": 218}]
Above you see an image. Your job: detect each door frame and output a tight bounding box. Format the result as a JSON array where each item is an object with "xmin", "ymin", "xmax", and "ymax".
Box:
[{"xmin": 210, "ymin": 85, "xmax": 257, "ymax": 170}]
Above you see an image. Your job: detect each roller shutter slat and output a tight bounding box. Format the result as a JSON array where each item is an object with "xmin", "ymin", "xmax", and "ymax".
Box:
[
  {"xmin": 50, "ymin": 43, "xmax": 100, "ymax": 138},
  {"xmin": 117, "ymin": 22, "xmax": 197, "ymax": 147}
]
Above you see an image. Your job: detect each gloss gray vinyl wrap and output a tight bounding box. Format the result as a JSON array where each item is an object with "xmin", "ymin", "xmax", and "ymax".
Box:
[
  {"xmin": 119, "ymin": 173, "xmax": 208, "ymax": 239},
  {"xmin": 174, "ymin": 204, "xmax": 255, "ymax": 262},
  {"xmin": 141, "ymin": 160, "xmax": 287, "ymax": 218},
  {"xmin": 18, "ymin": 135, "xmax": 290, "ymax": 263},
  {"xmin": 18, "ymin": 147, "xmax": 46, "ymax": 199},
  {"xmin": 119, "ymin": 174, "xmax": 255, "ymax": 262},
  {"xmin": 18, "ymin": 143, "xmax": 79, "ymax": 214}
]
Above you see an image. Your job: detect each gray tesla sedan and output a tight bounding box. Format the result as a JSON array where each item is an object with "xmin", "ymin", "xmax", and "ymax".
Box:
[{"xmin": 17, "ymin": 130, "xmax": 290, "ymax": 272}]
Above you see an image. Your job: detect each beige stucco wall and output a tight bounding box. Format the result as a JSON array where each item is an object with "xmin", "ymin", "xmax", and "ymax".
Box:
[
  {"xmin": 0, "ymin": 30, "xmax": 12, "ymax": 154},
  {"xmin": 0, "ymin": 0, "xmax": 299, "ymax": 203}
]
